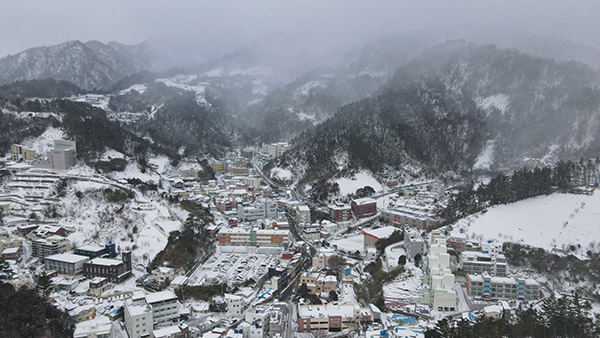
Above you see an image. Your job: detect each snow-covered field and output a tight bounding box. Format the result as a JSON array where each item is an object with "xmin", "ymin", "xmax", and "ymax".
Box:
[
  {"xmin": 454, "ymin": 191, "xmax": 600, "ymax": 254},
  {"xmin": 335, "ymin": 170, "xmax": 382, "ymax": 196},
  {"xmin": 383, "ymin": 264, "xmax": 425, "ymax": 302},
  {"xmin": 330, "ymin": 233, "xmax": 364, "ymax": 253}
]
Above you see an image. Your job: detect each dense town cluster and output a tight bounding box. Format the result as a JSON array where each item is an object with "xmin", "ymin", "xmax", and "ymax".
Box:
[{"xmin": 0, "ymin": 137, "xmax": 566, "ymax": 338}]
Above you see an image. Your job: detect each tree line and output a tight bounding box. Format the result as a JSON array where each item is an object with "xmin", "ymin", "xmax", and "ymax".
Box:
[
  {"xmin": 442, "ymin": 160, "xmax": 599, "ymax": 224},
  {"xmin": 426, "ymin": 294, "xmax": 599, "ymax": 338}
]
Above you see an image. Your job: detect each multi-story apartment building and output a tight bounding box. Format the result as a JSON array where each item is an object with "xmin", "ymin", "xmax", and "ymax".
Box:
[
  {"xmin": 404, "ymin": 227, "xmax": 426, "ymax": 260},
  {"xmin": 124, "ymin": 292, "xmax": 153, "ymax": 338},
  {"xmin": 237, "ymin": 200, "xmax": 277, "ymax": 221},
  {"xmin": 217, "ymin": 228, "xmax": 289, "ymax": 248},
  {"xmin": 31, "ymin": 235, "xmax": 71, "ymax": 258},
  {"xmin": 351, "ymin": 198, "xmax": 377, "ymax": 219},
  {"xmin": 467, "ymin": 272, "xmax": 540, "ymax": 301},
  {"xmin": 296, "ymin": 205, "xmax": 311, "ymax": 224},
  {"xmin": 428, "ymin": 230, "xmax": 458, "ymax": 312},
  {"xmin": 328, "ymin": 204, "xmax": 352, "ymax": 222},
  {"xmin": 82, "ymin": 251, "xmax": 132, "ymax": 283},
  {"xmin": 145, "ymin": 290, "xmax": 180, "ymax": 327},
  {"xmin": 459, "ymin": 242, "xmax": 507, "ymax": 276},
  {"xmin": 298, "ymin": 302, "xmax": 360, "ymax": 333},
  {"xmin": 380, "ymin": 207, "xmax": 438, "ymax": 231},
  {"xmin": 44, "ymin": 253, "xmax": 89, "ymax": 275}
]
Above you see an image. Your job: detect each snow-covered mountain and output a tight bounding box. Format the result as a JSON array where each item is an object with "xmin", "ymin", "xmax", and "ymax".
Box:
[
  {"xmin": 275, "ymin": 41, "xmax": 600, "ymax": 199},
  {"xmin": 0, "ymin": 40, "xmax": 152, "ymax": 90}
]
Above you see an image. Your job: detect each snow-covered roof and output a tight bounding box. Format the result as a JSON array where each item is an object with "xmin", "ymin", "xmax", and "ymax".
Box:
[
  {"xmin": 153, "ymin": 325, "xmax": 182, "ymax": 338},
  {"xmin": 45, "ymin": 253, "xmax": 89, "ymax": 264},
  {"xmin": 76, "ymin": 244, "xmax": 105, "ymax": 252},
  {"xmin": 145, "ymin": 290, "xmax": 178, "ymax": 304},
  {"xmin": 88, "ymin": 258, "xmax": 122, "ymax": 266},
  {"xmin": 352, "ymin": 197, "xmax": 377, "ymax": 205},
  {"xmin": 363, "ymin": 226, "xmax": 398, "ymax": 240},
  {"xmin": 298, "ymin": 302, "xmax": 357, "ymax": 319}
]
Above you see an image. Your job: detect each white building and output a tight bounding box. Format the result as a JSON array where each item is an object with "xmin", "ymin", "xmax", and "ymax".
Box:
[
  {"xmin": 145, "ymin": 290, "xmax": 180, "ymax": 327},
  {"xmin": 225, "ymin": 293, "xmax": 244, "ymax": 316},
  {"xmin": 295, "ymin": 205, "xmax": 311, "ymax": 224},
  {"xmin": 237, "ymin": 200, "xmax": 277, "ymax": 221},
  {"xmin": 73, "ymin": 316, "xmax": 112, "ymax": 338},
  {"xmin": 428, "ymin": 230, "xmax": 457, "ymax": 312},
  {"xmin": 150, "ymin": 266, "xmax": 176, "ymax": 286},
  {"xmin": 124, "ymin": 292, "xmax": 153, "ymax": 338}
]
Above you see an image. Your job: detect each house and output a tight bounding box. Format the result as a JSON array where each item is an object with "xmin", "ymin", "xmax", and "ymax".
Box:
[
  {"xmin": 1, "ymin": 246, "xmax": 21, "ymax": 261},
  {"xmin": 88, "ymin": 277, "xmax": 111, "ymax": 296},
  {"xmin": 343, "ymin": 268, "xmax": 359, "ymax": 283},
  {"xmin": 447, "ymin": 233, "xmax": 467, "ymax": 251},
  {"xmin": 351, "ymin": 198, "xmax": 377, "ymax": 219},
  {"xmin": 150, "ymin": 266, "xmax": 176, "ymax": 286},
  {"xmin": 44, "ymin": 253, "xmax": 89, "ymax": 275}
]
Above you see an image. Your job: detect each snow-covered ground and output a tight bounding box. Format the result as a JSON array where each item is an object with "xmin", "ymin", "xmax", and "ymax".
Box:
[
  {"xmin": 270, "ymin": 167, "xmax": 293, "ymax": 181},
  {"xmin": 382, "ymin": 263, "xmax": 425, "ymax": 302},
  {"xmin": 330, "ymin": 233, "xmax": 364, "ymax": 253},
  {"xmin": 20, "ymin": 126, "xmax": 66, "ymax": 155},
  {"xmin": 477, "ymin": 94, "xmax": 509, "ymax": 114},
  {"xmin": 335, "ymin": 170, "xmax": 383, "ymax": 196},
  {"xmin": 454, "ymin": 191, "xmax": 600, "ymax": 254},
  {"xmin": 473, "ymin": 140, "xmax": 494, "ymax": 170}
]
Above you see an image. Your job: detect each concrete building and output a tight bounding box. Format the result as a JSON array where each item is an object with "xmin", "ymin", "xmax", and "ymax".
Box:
[
  {"xmin": 403, "ymin": 227, "xmax": 426, "ymax": 260},
  {"xmin": 11, "ymin": 144, "xmax": 36, "ymax": 162},
  {"xmin": 82, "ymin": 251, "xmax": 132, "ymax": 283},
  {"xmin": 298, "ymin": 302, "xmax": 360, "ymax": 333},
  {"xmin": 459, "ymin": 242, "xmax": 507, "ymax": 277},
  {"xmin": 467, "ymin": 273, "xmax": 540, "ymax": 301},
  {"xmin": 329, "ymin": 204, "xmax": 352, "ymax": 222},
  {"xmin": 46, "ymin": 149, "xmax": 76, "ymax": 170},
  {"xmin": 237, "ymin": 200, "xmax": 277, "ymax": 221},
  {"xmin": 380, "ymin": 207, "xmax": 438, "ymax": 231},
  {"xmin": 124, "ymin": 293, "xmax": 153, "ymax": 338},
  {"xmin": 447, "ymin": 233, "xmax": 467, "ymax": 251},
  {"xmin": 149, "ymin": 266, "xmax": 176, "ymax": 286},
  {"xmin": 73, "ymin": 242, "xmax": 116, "ymax": 258},
  {"xmin": 44, "ymin": 253, "xmax": 89, "ymax": 275},
  {"xmin": 295, "ymin": 205, "xmax": 311, "ymax": 224},
  {"xmin": 217, "ymin": 228, "xmax": 289, "ymax": 248},
  {"xmin": 145, "ymin": 290, "xmax": 180, "ymax": 327},
  {"xmin": 428, "ymin": 230, "xmax": 457, "ymax": 312},
  {"xmin": 31, "ymin": 235, "xmax": 71, "ymax": 258},
  {"xmin": 225, "ymin": 293, "xmax": 245, "ymax": 315},
  {"xmin": 88, "ymin": 277, "xmax": 111, "ymax": 296},
  {"xmin": 362, "ymin": 226, "xmax": 398, "ymax": 251},
  {"xmin": 73, "ymin": 316, "xmax": 112, "ymax": 338},
  {"xmin": 351, "ymin": 198, "xmax": 377, "ymax": 219}
]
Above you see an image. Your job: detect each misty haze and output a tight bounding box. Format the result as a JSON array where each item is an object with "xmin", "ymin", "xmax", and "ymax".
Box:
[{"xmin": 0, "ymin": 1, "xmax": 599, "ymax": 337}]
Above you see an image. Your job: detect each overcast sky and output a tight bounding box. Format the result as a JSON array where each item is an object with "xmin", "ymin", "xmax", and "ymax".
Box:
[{"xmin": 1, "ymin": 0, "xmax": 600, "ymax": 58}]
